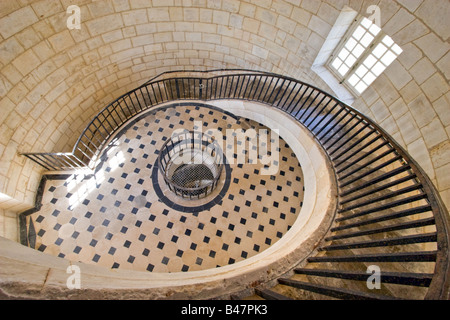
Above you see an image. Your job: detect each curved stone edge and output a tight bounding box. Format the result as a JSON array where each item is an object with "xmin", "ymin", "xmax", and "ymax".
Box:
[{"xmin": 0, "ymin": 100, "xmax": 337, "ymax": 300}]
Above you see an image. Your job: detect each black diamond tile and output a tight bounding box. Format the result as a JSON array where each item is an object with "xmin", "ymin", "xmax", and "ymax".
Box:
[
  {"xmin": 52, "ymin": 210, "xmax": 61, "ymax": 217},
  {"xmin": 195, "ymin": 257, "xmax": 203, "ymax": 265}
]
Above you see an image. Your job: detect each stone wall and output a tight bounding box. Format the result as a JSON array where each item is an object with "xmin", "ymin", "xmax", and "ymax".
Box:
[{"xmin": 0, "ymin": 0, "xmax": 449, "ymax": 239}]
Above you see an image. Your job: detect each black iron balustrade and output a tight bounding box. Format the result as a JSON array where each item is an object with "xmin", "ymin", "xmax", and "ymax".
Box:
[{"xmin": 20, "ymin": 69, "xmax": 449, "ymax": 299}]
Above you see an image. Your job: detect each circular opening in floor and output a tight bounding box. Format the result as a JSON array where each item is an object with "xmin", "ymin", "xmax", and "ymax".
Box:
[{"xmin": 158, "ymin": 131, "xmax": 224, "ymax": 199}]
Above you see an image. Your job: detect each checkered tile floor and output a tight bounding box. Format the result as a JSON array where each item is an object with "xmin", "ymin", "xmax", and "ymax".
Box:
[{"xmin": 28, "ymin": 104, "xmax": 305, "ymax": 273}]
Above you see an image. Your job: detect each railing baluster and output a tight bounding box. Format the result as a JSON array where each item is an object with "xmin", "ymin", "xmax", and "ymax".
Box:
[
  {"xmin": 313, "ymin": 105, "xmax": 345, "ymax": 137},
  {"xmin": 24, "ymin": 154, "xmax": 52, "ymax": 171},
  {"xmin": 328, "ymin": 123, "xmax": 371, "ymax": 155},
  {"xmin": 336, "ymin": 140, "xmax": 389, "ymax": 170},
  {"xmin": 257, "ymin": 76, "xmax": 269, "ymax": 101},
  {"xmin": 287, "ymin": 85, "xmax": 310, "ymax": 115},
  {"xmin": 340, "ymin": 164, "xmax": 412, "ymax": 197},
  {"xmin": 279, "ymin": 81, "xmax": 300, "ymax": 111},
  {"xmin": 307, "ymin": 101, "xmax": 339, "ymax": 130},
  {"xmin": 301, "ymin": 94, "xmax": 328, "ymax": 123},
  {"xmin": 339, "ymin": 155, "xmax": 403, "ymax": 188},
  {"xmin": 267, "ymin": 78, "xmax": 284, "ymax": 104},
  {"xmin": 340, "ymin": 173, "xmax": 417, "ymax": 205},
  {"xmin": 318, "ymin": 111, "xmax": 355, "ymax": 143},
  {"xmin": 338, "ymin": 148, "xmax": 395, "ymax": 181},
  {"xmin": 297, "ymin": 90, "xmax": 320, "ymax": 120},
  {"xmin": 332, "ymin": 129, "xmax": 377, "ymax": 161}
]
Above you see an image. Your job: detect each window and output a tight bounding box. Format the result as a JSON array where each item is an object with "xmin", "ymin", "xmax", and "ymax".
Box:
[{"xmin": 327, "ymin": 17, "xmax": 403, "ymax": 95}]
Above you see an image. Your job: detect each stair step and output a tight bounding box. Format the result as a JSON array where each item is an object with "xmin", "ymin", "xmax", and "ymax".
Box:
[
  {"xmin": 278, "ymin": 278, "xmax": 400, "ymax": 300},
  {"xmin": 339, "ymin": 184, "xmax": 423, "ymax": 212},
  {"xmin": 338, "ymin": 155, "xmax": 403, "ymax": 188},
  {"xmin": 320, "ymin": 233, "xmax": 438, "ymax": 251},
  {"xmin": 255, "ymin": 289, "xmax": 293, "ymax": 300},
  {"xmin": 335, "ymin": 141, "xmax": 391, "ymax": 178},
  {"xmin": 325, "ymin": 217, "xmax": 436, "ymax": 241},
  {"xmin": 307, "ymin": 251, "xmax": 437, "ymax": 263},
  {"xmin": 340, "ymin": 174, "xmax": 417, "ymax": 205},
  {"xmin": 340, "ymin": 165, "xmax": 411, "ymax": 197},
  {"xmin": 294, "ymin": 268, "xmax": 433, "ymax": 287},
  {"xmin": 337, "ymin": 194, "xmax": 428, "ymax": 221},
  {"xmin": 332, "ymin": 205, "xmax": 432, "ymax": 232}
]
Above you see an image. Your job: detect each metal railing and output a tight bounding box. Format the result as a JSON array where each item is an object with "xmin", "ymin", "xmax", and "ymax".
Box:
[
  {"xmin": 20, "ymin": 70, "xmax": 449, "ymax": 299},
  {"xmin": 157, "ymin": 130, "xmax": 224, "ymax": 199}
]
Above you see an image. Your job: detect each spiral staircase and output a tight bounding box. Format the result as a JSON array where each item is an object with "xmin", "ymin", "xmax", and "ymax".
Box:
[{"xmin": 20, "ymin": 70, "xmax": 449, "ymax": 300}]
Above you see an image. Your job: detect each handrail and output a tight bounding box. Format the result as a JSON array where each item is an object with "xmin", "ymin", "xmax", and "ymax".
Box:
[{"xmin": 20, "ymin": 69, "xmax": 449, "ymax": 299}]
